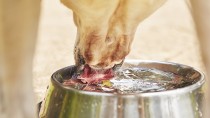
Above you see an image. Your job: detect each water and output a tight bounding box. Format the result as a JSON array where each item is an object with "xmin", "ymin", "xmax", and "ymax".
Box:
[
  {"xmin": 63, "ymin": 67, "xmax": 194, "ymax": 94},
  {"xmin": 108, "ymin": 67, "xmax": 184, "ymax": 94}
]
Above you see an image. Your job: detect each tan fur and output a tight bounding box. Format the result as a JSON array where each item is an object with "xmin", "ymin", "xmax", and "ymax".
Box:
[
  {"xmin": 190, "ymin": 1, "xmax": 210, "ymax": 117},
  {"xmin": 0, "ymin": 0, "xmax": 40, "ymax": 117},
  {"xmin": 61, "ymin": 0, "xmax": 166, "ymax": 69}
]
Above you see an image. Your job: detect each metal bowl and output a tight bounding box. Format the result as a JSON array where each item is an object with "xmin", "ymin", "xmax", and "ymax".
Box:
[{"xmin": 39, "ymin": 60, "xmax": 205, "ymax": 118}]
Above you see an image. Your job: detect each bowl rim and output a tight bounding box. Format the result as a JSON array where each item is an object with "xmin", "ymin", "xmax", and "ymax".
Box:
[{"xmin": 51, "ymin": 59, "xmax": 205, "ymax": 97}]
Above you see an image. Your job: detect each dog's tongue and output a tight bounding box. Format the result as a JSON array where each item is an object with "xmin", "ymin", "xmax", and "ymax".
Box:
[{"xmin": 77, "ymin": 65, "xmax": 115, "ymax": 84}]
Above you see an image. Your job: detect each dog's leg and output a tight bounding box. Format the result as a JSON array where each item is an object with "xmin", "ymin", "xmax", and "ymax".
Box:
[
  {"xmin": 190, "ymin": 1, "xmax": 210, "ymax": 75},
  {"xmin": 0, "ymin": 0, "xmax": 40, "ymax": 118},
  {"xmin": 190, "ymin": 0, "xmax": 210, "ymax": 117}
]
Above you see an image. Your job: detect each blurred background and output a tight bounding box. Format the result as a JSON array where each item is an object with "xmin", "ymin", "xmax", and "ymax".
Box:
[{"xmin": 33, "ymin": 0, "xmax": 206, "ymax": 102}]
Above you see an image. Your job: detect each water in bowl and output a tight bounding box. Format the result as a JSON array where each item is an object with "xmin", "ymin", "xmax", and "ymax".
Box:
[{"xmin": 63, "ymin": 67, "xmax": 194, "ymax": 94}]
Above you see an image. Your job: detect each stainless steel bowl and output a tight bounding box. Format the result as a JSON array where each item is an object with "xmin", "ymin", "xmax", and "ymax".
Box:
[{"xmin": 39, "ymin": 60, "xmax": 205, "ymax": 118}]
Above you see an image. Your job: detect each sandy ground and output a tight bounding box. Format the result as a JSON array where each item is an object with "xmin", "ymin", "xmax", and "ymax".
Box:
[{"xmin": 33, "ymin": 0, "xmax": 205, "ymax": 102}]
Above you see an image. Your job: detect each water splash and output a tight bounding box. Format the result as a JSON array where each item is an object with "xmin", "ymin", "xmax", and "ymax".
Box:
[{"xmin": 108, "ymin": 67, "xmax": 184, "ymax": 94}]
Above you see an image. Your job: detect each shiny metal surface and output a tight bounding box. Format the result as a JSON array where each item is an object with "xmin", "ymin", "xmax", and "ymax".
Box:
[{"xmin": 39, "ymin": 60, "xmax": 205, "ymax": 118}]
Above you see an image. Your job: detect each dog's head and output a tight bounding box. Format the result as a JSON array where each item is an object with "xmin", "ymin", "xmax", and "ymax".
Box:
[
  {"xmin": 74, "ymin": 30, "xmax": 132, "ymax": 70},
  {"xmin": 61, "ymin": 0, "xmax": 166, "ymax": 70}
]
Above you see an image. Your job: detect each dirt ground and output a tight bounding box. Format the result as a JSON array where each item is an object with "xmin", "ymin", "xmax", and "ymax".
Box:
[{"xmin": 33, "ymin": 0, "xmax": 205, "ymax": 102}]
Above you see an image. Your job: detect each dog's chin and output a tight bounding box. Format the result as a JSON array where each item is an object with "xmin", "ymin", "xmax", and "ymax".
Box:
[
  {"xmin": 89, "ymin": 61, "xmax": 124, "ymax": 71},
  {"xmin": 112, "ymin": 61, "xmax": 124, "ymax": 71},
  {"xmin": 89, "ymin": 65, "xmax": 113, "ymax": 71}
]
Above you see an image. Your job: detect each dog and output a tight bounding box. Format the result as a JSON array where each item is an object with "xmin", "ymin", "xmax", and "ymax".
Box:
[
  {"xmin": 1, "ymin": 0, "xmax": 209, "ymax": 117},
  {"xmin": 60, "ymin": 0, "xmax": 166, "ymax": 70}
]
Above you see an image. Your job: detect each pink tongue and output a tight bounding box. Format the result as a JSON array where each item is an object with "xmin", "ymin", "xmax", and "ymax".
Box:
[{"xmin": 78, "ymin": 65, "xmax": 114, "ymax": 84}]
